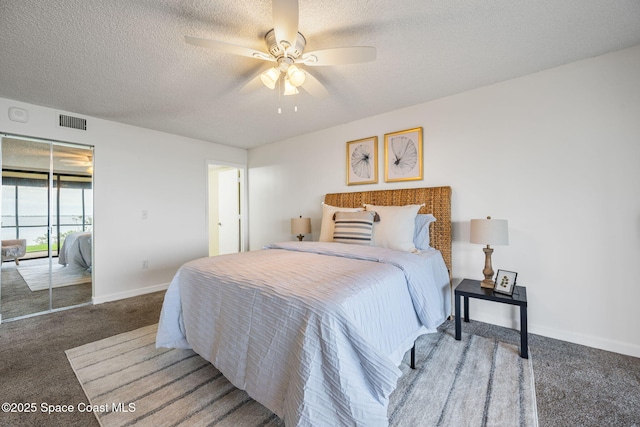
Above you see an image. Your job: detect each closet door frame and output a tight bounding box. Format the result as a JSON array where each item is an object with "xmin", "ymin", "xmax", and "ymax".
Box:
[{"xmin": 0, "ymin": 133, "xmax": 93, "ymax": 323}]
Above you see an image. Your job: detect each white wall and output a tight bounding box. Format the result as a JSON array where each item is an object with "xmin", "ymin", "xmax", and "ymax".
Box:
[
  {"xmin": 0, "ymin": 97, "xmax": 247, "ymax": 303},
  {"xmin": 248, "ymin": 44, "xmax": 640, "ymax": 357}
]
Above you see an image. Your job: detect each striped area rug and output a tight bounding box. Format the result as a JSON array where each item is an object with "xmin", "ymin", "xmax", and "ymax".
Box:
[{"xmin": 66, "ymin": 324, "xmax": 538, "ymax": 427}]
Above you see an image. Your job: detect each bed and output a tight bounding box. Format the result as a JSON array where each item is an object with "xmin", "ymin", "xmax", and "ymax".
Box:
[
  {"xmin": 58, "ymin": 231, "xmax": 92, "ymax": 270},
  {"xmin": 156, "ymin": 186, "xmax": 452, "ymax": 426}
]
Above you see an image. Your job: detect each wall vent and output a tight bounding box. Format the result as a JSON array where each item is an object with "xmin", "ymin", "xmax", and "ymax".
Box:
[{"xmin": 58, "ymin": 114, "xmax": 87, "ymax": 131}]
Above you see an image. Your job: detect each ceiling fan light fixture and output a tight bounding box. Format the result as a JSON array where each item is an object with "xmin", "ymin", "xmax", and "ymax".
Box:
[
  {"xmin": 283, "ymin": 76, "xmax": 299, "ymax": 96},
  {"xmin": 260, "ymin": 67, "xmax": 281, "ymax": 89},
  {"xmin": 184, "ymin": 1, "xmax": 377, "ymax": 104},
  {"xmin": 286, "ymin": 65, "xmax": 306, "ymax": 87}
]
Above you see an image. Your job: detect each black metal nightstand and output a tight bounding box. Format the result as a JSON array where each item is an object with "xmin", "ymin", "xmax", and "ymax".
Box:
[{"xmin": 454, "ymin": 278, "xmax": 528, "ymax": 358}]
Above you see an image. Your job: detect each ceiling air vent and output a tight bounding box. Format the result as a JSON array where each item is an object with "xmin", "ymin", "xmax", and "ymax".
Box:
[{"xmin": 58, "ymin": 114, "xmax": 87, "ymax": 131}]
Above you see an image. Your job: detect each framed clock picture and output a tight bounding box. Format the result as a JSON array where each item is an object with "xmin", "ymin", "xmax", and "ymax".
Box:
[
  {"xmin": 346, "ymin": 136, "xmax": 378, "ymax": 185},
  {"xmin": 384, "ymin": 127, "xmax": 423, "ymax": 182}
]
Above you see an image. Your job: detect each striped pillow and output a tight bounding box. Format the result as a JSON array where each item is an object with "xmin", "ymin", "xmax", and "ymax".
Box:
[{"xmin": 333, "ymin": 211, "xmax": 376, "ymax": 245}]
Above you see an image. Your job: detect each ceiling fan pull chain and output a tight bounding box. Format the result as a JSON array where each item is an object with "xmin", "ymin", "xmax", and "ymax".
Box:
[{"xmin": 278, "ymin": 77, "xmax": 282, "ymax": 114}]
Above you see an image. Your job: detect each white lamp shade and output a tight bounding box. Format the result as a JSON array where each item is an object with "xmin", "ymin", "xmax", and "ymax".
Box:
[
  {"xmin": 283, "ymin": 76, "xmax": 299, "ymax": 96},
  {"xmin": 291, "ymin": 217, "xmax": 311, "ymax": 235},
  {"xmin": 286, "ymin": 65, "xmax": 306, "ymax": 87},
  {"xmin": 260, "ymin": 67, "xmax": 280, "ymax": 89},
  {"xmin": 470, "ymin": 218, "xmax": 509, "ymax": 245}
]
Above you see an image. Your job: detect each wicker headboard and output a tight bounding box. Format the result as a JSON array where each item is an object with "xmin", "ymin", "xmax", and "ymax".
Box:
[{"xmin": 324, "ymin": 186, "xmax": 452, "ymax": 273}]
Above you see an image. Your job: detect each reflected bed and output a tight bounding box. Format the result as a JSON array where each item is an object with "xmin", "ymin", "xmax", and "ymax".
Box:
[{"xmin": 59, "ymin": 232, "xmax": 92, "ymax": 270}]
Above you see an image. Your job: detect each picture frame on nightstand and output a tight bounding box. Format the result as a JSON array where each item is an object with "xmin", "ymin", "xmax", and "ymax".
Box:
[{"xmin": 494, "ymin": 270, "xmax": 517, "ymax": 295}]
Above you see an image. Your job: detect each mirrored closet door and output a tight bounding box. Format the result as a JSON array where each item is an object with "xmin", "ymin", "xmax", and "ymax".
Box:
[{"xmin": 0, "ymin": 135, "xmax": 93, "ymax": 321}]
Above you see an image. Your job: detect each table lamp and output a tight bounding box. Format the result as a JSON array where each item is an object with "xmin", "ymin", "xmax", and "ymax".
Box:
[
  {"xmin": 291, "ymin": 216, "xmax": 311, "ymax": 241},
  {"xmin": 470, "ymin": 216, "xmax": 509, "ymax": 288}
]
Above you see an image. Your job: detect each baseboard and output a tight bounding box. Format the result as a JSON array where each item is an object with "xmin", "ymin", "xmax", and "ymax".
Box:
[
  {"xmin": 461, "ymin": 311, "xmax": 640, "ymax": 359},
  {"xmin": 530, "ymin": 324, "xmax": 640, "ymax": 359},
  {"xmin": 92, "ymin": 282, "xmax": 170, "ymax": 305}
]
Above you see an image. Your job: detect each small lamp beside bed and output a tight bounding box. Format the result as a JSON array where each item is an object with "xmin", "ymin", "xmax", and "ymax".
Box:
[
  {"xmin": 291, "ymin": 216, "xmax": 312, "ymax": 241},
  {"xmin": 470, "ymin": 216, "xmax": 509, "ymax": 288}
]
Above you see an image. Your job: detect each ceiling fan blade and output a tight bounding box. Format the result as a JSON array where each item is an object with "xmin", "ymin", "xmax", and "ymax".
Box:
[
  {"xmin": 298, "ymin": 46, "xmax": 376, "ymax": 66},
  {"xmin": 272, "ymin": 0, "xmax": 299, "ymax": 51},
  {"xmin": 60, "ymin": 159, "xmax": 91, "ymax": 166},
  {"xmin": 239, "ymin": 73, "xmax": 266, "ymax": 94},
  {"xmin": 301, "ymin": 71, "xmax": 329, "ymax": 99},
  {"xmin": 185, "ymin": 36, "xmax": 273, "ymax": 61}
]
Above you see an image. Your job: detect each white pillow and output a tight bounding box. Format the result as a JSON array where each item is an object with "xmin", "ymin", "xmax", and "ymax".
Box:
[
  {"xmin": 364, "ymin": 204, "xmax": 423, "ymax": 252},
  {"xmin": 319, "ymin": 203, "xmax": 363, "ymax": 242}
]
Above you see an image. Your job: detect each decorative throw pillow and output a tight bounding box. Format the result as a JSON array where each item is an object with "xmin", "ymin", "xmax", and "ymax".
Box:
[
  {"xmin": 333, "ymin": 211, "xmax": 376, "ymax": 245},
  {"xmin": 364, "ymin": 203, "xmax": 424, "ymax": 252},
  {"xmin": 413, "ymin": 214, "xmax": 437, "ymax": 250},
  {"xmin": 319, "ymin": 203, "xmax": 363, "ymax": 242}
]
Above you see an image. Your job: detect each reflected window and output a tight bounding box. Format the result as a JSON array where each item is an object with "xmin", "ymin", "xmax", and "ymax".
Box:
[{"xmin": 1, "ymin": 171, "xmax": 92, "ymax": 256}]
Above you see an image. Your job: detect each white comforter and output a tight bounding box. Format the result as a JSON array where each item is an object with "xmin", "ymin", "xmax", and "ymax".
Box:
[{"xmin": 156, "ymin": 241, "xmax": 450, "ymax": 426}]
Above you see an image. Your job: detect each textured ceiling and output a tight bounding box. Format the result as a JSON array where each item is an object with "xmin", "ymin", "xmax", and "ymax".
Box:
[{"xmin": 1, "ymin": 0, "xmax": 640, "ymax": 149}]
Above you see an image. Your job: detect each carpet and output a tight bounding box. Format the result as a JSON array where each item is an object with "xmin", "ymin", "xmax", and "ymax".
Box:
[
  {"xmin": 18, "ymin": 261, "xmax": 91, "ymax": 291},
  {"xmin": 66, "ymin": 324, "xmax": 538, "ymax": 427}
]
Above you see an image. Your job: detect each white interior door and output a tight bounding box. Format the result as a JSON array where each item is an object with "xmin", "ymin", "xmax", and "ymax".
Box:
[{"xmin": 217, "ymin": 168, "xmax": 240, "ymax": 255}]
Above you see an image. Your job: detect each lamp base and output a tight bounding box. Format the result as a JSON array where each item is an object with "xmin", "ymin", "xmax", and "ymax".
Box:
[
  {"xmin": 481, "ymin": 279, "xmax": 495, "ymax": 289},
  {"xmin": 296, "ymin": 234, "xmax": 304, "ymax": 241},
  {"xmin": 481, "ymin": 245, "xmax": 495, "ymax": 289}
]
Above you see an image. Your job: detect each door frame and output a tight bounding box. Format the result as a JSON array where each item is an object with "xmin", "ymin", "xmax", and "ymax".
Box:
[{"xmin": 206, "ymin": 160, "xmax": 247, "ymax": 255}]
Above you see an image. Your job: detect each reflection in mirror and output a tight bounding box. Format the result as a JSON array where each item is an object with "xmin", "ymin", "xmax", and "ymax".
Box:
[
  {"xmin": 51, "ymin": 143, "xmax": 93, "ymax": 310},
  {"xmin": 1, "ymin": 136, "xmax": 93, "ymax": 321}
]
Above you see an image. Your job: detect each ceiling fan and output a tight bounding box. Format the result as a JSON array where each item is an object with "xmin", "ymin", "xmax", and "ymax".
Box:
[
  {"xmin": 185, "ymin": 0, "xmax": 376, "ymax": 99},
  {"xmin": 59, "ymin": 154, "xmax": 93, "ymax": 173},
  {"xmin": 59, "ymin": 154, "xmax": 92, "ymax": 167}
]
